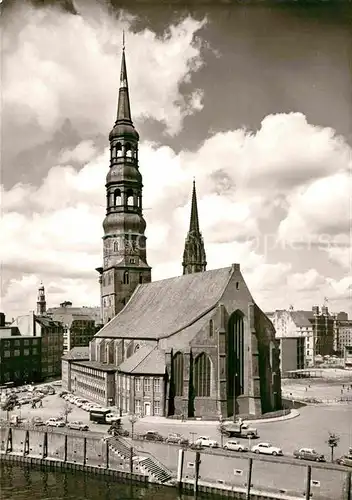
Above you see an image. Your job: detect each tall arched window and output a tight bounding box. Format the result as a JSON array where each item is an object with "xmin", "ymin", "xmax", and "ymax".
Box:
[
  {"xmin": 139, "ymin": 273, "xmax": 143, "ymax": 284},
  {"xmin": 113, "ymin": 241, "xmax": 118, "ymax": 252},
  {"xmin": 172, "ymin": 352, "xmax": 184, "ymax": 397},
  {"xmin": 126, "ymin": 189, "xmax": 133, "ymax": 206},
  {"xmin": 114, "ymin": 188, "xmax": 122, "ymax": 206},
  {"xmin": 209, "ymin": 319, "xmax": 214, "ymax": 338},
  {"xmin": 227, "ymin": 311, "xmax": 245, "ymax": 405},
  {"xmin": 194, "ymin": 353, "xmax": 211, "ymax": 397},
  {"xmin": 123, "ymin": 271, "xmax": 129, "ymax": 285}
]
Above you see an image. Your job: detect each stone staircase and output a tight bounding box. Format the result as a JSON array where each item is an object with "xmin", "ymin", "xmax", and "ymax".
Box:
[
  {"xmin": 108, "ymin": 437, "xmax": 173, "ymax": 484},
  {"xmin": 137, "ymin": 456, "xmax": 173, "ymax": 483}
]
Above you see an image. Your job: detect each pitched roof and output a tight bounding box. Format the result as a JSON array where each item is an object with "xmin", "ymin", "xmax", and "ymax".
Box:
[
  {"xmin": 36, "ymin": 316, "xmax": 62, "ymax": 328},
  {"xmin": 118, "ymin": 345, "xmax": 165, "ymax": 375},
  {"xmin": 62, "ymin": 346, "xmax": 89, "ymax": 361},
  {"xmin": 74, "ymin": 360, "xmax": 117, "ymax": 372},
  {"xmin": 290, "ymin": 310, "xmax": 314, "ymax": 328},
  {"xmin": 96, "ymin": 266, "xmax": 233, "ymax": 340}
]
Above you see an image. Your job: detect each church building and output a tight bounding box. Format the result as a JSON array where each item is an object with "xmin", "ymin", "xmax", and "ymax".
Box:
[{"xmin": 62, "ymin": 45, "xmax": 282, "ymax": 419}]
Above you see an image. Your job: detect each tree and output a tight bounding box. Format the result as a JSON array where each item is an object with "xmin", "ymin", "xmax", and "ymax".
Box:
[
  {"xmin": 61, "ymin": 402, "xmax": 72, "ymax": 424},
  {"xmin": 327, "ymin": 432, "xmax": 340, "ymax": 462}
]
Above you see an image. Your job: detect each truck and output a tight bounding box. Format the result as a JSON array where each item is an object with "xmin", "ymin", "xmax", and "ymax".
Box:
[{"xmin": 221, "ymin": 422, "xmax": 258, "ymax": 439}]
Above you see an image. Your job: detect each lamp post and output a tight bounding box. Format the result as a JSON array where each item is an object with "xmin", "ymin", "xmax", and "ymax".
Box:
[
  {"xmin": 218, "ymin": 415, "xmax": 224, "ymax": 448},
  {"xmin": 129, "ymin": 414, "xmax": 138, "ymax": 440}
]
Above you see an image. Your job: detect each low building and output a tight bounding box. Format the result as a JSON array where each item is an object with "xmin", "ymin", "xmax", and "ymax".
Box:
[
  {"xmin": 270, "ymin": 305, "xmax": 336, "ymax": 374},
  {"xmin": 11, "ymin": 312, "xmax": 64, "ymax": 380},
  {"xmin": 270, "ymin": 309, "xmax": 314, "ymax": 374},
  {"xmin": 116, "ymin": 345, "xmax": 166, "ymax": 416},
  {"xmin": 0, "ymin": 316, "xmax": 42, "ymax": 386},
  {"xmin": 344, "ymin": 346, "xmax": 352, "ymax": 368},
  {"xmin": 61, "ymin": 346, "xmax": 89, "ymax": 391},
  {"xmin": 334, "ymin": 317, "xmax": 352, "ymax": 355},
  {"xmin": 47, "ymin": 302, "xmax": 101, "ymax": 354}
]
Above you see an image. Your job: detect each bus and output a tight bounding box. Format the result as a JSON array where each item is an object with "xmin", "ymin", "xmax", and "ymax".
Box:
[{"xmin": 89, "ymin": 408, "xmax": 111, "ymax": 424}]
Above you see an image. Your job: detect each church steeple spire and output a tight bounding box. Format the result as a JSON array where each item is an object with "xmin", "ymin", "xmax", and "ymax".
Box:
[
  {"xmin": 182, "ymin": 180, "xmax": 207, "ymax": 275},
  {"xmin": 100, "ymin": 40, "xmax": 151, "ymax": 325},
  {"xmin": 36, "ymin": 282, "xmax": 46, "ymax": 316},
  {"xmin": 116, "ymin": 35, "xmax": 132, "ymax": 124}
]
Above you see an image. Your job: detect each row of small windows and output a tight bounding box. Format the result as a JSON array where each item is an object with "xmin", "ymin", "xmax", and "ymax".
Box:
[
  {"xmin": 102, "ymin": 272, "xmax": 143, "ymax": 287},
  {"xmin": 111, "ymin": 142, "xmax": 137, "ymax": 160},
  {"xmin": 109, "ymin": 189, "xmax": 142, "ymax": 208}
]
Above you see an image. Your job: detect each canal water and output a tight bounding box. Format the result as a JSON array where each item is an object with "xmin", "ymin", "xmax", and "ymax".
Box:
[{"xmin": 0, "ymin": 462, "xmax": 196, "ymax": 500}]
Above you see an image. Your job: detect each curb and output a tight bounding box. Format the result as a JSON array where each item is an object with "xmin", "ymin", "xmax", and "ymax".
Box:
[{"xmin": 138, "ymin": 409, "xmax": 300, "ymax": 426}]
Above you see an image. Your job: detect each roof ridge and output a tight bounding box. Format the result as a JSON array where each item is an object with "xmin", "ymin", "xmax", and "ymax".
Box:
[
  {"xmin": 130, "ymin": 345, "xmax": 156, "ymax": 371},
  {"xmin": 159, "ymin": 267, "xmax": 234, "ymax": 339}
]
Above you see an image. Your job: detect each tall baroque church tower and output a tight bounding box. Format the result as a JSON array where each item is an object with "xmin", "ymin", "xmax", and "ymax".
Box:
[
  {"xmin": 97, "ymin": 44, "xmax": 151, "ymax": 324},
  {"xmin": 182, "ymin": 180, "xmax": 207, "ymax": 275}
]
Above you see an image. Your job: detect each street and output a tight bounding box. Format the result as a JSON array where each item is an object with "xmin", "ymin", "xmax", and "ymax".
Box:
[{"xmin": 2, "ymin": 390, "xmax": 351, "ymax": 459}]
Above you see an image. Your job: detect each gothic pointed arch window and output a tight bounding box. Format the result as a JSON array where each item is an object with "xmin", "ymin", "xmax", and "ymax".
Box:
[
  {"xmin": 126, "ymin": 189, "xmax": 133, "ymax": 207},
  {"xmin": 172, "ymin": 352, "xmax": 184, "ymax": 397},
  {"xmin": 123, "ymin": 271, "xmax": 129, "ymax": 285},
  {"xmin": 227, "ymin": 311, "xmax": 245, "ymax": 400},
  {"xmin": 194, "ymin": 353, "xmax": 211, "ymax": 397},
  {"xmin": 113, "ymin": 241, "xmax": 119, "ymax": 253},
  {"xmin": 116, "ymin": 142, "xmax": 123, "ymax": 157},
  {"xmin": 114, "ymin": 188, "xmax": 122, "ymax": 206}
]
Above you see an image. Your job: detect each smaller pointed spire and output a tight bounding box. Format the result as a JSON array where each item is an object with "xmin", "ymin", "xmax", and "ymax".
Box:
[
  {"xmin": 182, "ymin": 179, "xmax": 207, "ymax": 275},
  {"xmin": 189, "ymin": 178, "xmax": 200, "ymax": 233}
]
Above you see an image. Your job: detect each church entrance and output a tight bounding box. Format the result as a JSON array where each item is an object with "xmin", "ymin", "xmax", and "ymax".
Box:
[
  {"xmin": 227, "ymin": 311, "xmax": 245, "ymax": 417},
  {"xmin": 144, "ymin": 402, "xmax": 151, "ymax": 416}
]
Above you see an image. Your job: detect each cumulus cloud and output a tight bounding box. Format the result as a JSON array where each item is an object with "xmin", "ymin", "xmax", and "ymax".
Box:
[
  {"xmin": 1, "ymin": 110, "xmax": 351, "ymax": 317},
  {"xmin": 3, "ymin": 2, "xmax": 206, "ymax": 166},
  {"xmin": 278, "ymin": 172, "xmax": 351, "ymax": 240}
]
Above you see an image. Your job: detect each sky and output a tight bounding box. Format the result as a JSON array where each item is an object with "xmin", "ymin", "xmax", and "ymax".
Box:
[{"xmin": 1, "ymin": 0, "xmax": 351, "ymax": 319}]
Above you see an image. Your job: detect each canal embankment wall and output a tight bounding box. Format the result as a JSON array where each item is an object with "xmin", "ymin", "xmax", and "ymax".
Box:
[{"xmin": 0, "ymin": 425, "xmax": 351, "ymax": 500}]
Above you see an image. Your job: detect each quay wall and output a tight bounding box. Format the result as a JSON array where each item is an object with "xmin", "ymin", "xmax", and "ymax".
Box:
[{"xmin": 0, "ymin": 426, "xmax": 351, "ymax": 500}]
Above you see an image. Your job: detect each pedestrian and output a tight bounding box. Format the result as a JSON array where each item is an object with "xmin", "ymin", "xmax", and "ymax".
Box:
[{"xmin": 305, "ymin": 387, "xmax": 307, "ymax": 392}]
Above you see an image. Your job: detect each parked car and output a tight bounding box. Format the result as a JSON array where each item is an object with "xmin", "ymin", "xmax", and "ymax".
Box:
[
  {"xmin": 46, "ymin": 417, "xmax": 65, "ymax": 427},
  {"xmin": 293, "ymin": 448, "xmax": 325, "ymax": 462},
  {"xmin": 221, "ymin": 422, "xmax": 258, "ymax": 439},
  {"xmin": 194, "ymin": 436, "xmax": 219, "ymax": 448},
  {"xmin": 165, "ymin": 433, "xmax": 189, "ymax": 445},
  {"xmin": 166, "ymin": 432, "xmax": 189, "ymax": 445},
  {"xmin": 336, "ymin": 455, "xmax": 352, "ymax": 467},
  {"xmin": 32, "ymin": 417, "xmax": 45, "ymax": 427},
  {"xmin": 251, "ymin": 442, "xmax": 283, "ymax": 456},
  {"xmin": 67, "ymin": 421, "xmax": 89, "ymax": 431},
  {"xmin": 223, "ymin": 439, "xmax": 248, "ymax": 452},
  {"xmin": 142, "ymin": 431, "xmax": 164, "ymax": 442}
]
